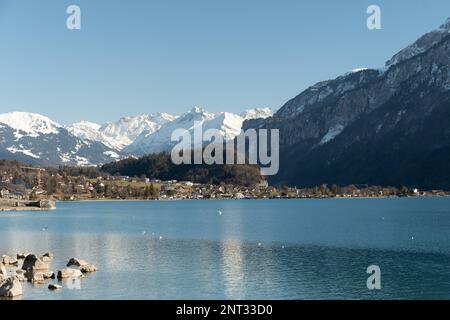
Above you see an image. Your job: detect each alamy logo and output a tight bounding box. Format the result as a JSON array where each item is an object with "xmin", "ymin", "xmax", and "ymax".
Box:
[
  {"xmin": 66, "ymin": 5, "xmax": 81, "ymax": 30},
  {"xmin": 66, "ymin": 278, "xmax": 82, "ymax": 290},
  {"xmin": 366, "ymin": 265, "xmax": 381, "ymax": 290},
  {"xmin": 170, "ymin": 122, "xmax": 280, "ymax": 176},
  {"xmin": 367, "ymin": 5, "xmax": 382, "ymax": 30}
]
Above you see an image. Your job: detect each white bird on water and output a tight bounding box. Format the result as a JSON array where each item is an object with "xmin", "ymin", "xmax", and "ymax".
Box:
[
  {"xmin": 217, "ymin": 210, "xmax": 223, "ymax": 216},
  {"xmin": 41, "ymin": 226, "xmax": 48, "ymax": 232}
]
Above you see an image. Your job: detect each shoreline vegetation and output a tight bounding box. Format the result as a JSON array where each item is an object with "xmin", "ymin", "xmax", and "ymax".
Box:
[
  {"xmin": 1, "ymin": 159, "xmax": 449, "ymax": 210},
  {"xmin": 2, "ymin": 192, "xmax": 448, "ymax": 211},
  {"xmin": 57, "ymin": 190, "xmax": 448, "ymax": 202}
]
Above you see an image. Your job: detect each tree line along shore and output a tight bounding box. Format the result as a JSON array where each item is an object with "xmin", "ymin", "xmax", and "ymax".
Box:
[{"xmin": 0, "ymin": 159, "xmax": 448, "ymax": 205}]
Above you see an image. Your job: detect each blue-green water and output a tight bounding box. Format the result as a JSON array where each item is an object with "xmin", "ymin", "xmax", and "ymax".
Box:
[{"xmin": 1, "ymin": 198, "xmax": 449, "ymax": 299}]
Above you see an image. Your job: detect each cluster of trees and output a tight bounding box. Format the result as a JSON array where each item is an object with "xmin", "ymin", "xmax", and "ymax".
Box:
[
  {"xmin": 90, "ymin": 180, "xmax": 161, "ymax": 200},
  {"xmin": 57, "ymin": 166, "xmax": 104, "ymax": 179}
]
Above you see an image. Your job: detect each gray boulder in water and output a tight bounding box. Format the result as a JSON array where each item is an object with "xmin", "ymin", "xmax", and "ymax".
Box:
[
  {"xmin": 66, "ymin": 258, "xmax": 89, "ymax": 267},
  {"xmin": 16, "ymin": 253, "xmax": 29, "ymax": 260},
  {"xmin": 0, "ymin": 277, "xmax": 23, "ymax": 298},
  {"xmin": 0, "ymin": 264, "xmax": 7, "ymax": 281},
  {"xmin": 57, "ymin": 269, "xmax": 84, "ymax": 279},
  {"xmin": 41, "ymin": 253, "xmax": 54, "ymax": 263},
  {"xmin": 2, "ymin": 255, "xmax": 18, "ymax": 266},
  {"xmin": 14, "ymin": 270, "xmax": 26, "ymax": 282},
  {"xmin": 21, "ymin": 254, "xmax": 49, "ymax": 271},
  {"xmin": 80, "ymin": 264, "xmax": 98, "ymax": 273},
  {"xmin": 43, "ymin": 271, "xmax": 55, "ymax": 279},
  {"xmin": 48, "ymin": 284, "xmax": 62, "ymax": 290},
  {"xmin": 25, "ymin": 271, "xmax": 45, "ymax": 284}
]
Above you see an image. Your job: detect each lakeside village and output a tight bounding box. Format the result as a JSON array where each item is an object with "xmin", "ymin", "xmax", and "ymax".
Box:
[{"xmin": 1, "ymin": 163, "xmax": 449, "ymax": 211}]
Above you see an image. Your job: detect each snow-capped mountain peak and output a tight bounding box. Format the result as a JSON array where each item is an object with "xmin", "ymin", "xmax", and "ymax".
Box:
[
  {"xmin": 386, "ymin": 17, "xmax": 450, "ymax": 67},
  {"xmin": 0, "ymin": 107, "xmax": 278, "ymax": 165},
  {"xmin": 65, "ymin": 121, "xmax": 109, "ymax": 147},
  {"xmin": 0, "ymin": 112, "xmax": 120, "ymax": 166},
  {"xmin": 203, "ymin": 112, "xmax": 244, "ymax": 139},
  {"xmin": 67, "ymin": 121, "xmax": 101, "ymax": 132},
  {"xmin": 66, "ymin": 113, "xmax": 178, "ymax": 151},
  {"xmin": 125, "ymin": 107, "xmax": 274, "ymax": 155},
  {"xmin": 0, "ymin": 112, "xmax": 61, "ymax": 137},
  {"xmin": 124, "ymin": 108, "xmax": 222, "ymax": 155},
  {"xmin": 179, "ymin": 107, "xmax": 215, "ymax": 122},
  {"xmin": 151, "ymin": 112, "xmax": 178, "ymax": 123},
  {"xmin": 438, "ymin": 17, "xmax": 450, "ymax": 31},
  {"xmin": 351, "ymin": 68, "xmax": 369, "ymax": 73},
  {"xmin": 241, "ymin": 107, "xmax": 274, "ymax": 120},
  {"xmin": 190, "ymin": 106, "xmax": 207, "ymax": 114}
]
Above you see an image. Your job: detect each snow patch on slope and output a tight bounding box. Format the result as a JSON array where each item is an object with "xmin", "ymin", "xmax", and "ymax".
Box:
[
  {"xmin": 7, "ymin": 146, "xmax": 40, "ymax": 159},
  {"xmin": 351, "ymin": 68, "xmax": 369, "ymax": 73},
  {"xmin": 319, "ymin": 125, "xmax": 345, "ymax": 145},
  {"xmin": 241, "ymin": 107, "xmax": 274, "ymax": 120}
]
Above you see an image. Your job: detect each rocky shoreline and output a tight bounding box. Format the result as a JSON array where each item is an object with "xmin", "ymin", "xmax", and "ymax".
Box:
[
  {"xmin": 0, "ymin": 253, "xmax": 96, "ymax": 298},
  {"xmin": 0, "ymin": 200, "xmax": 56, "ymax": 212}
]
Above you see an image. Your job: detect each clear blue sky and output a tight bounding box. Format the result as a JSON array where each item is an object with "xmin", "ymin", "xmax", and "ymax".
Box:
[{"xmin": 0, "ymin": 0, "xmax": 449, "ymax": 124}]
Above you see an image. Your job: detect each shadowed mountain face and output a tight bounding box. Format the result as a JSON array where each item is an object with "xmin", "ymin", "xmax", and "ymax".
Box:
[{"xmin": 244, "ymin": 19, "xmax": 450, "ymax": 189}]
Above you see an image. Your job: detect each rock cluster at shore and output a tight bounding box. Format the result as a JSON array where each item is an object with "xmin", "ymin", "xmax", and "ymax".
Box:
[
  {"xmin": 0, "ymin": 253, "xmax": 97, "ymax": 299},
  {"xmin": 0, "ymin": 200, "xmax": 56, "ymax": 212}
]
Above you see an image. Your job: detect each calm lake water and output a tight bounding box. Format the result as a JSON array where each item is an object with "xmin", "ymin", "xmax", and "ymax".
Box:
[{"xmin": 1, "ymin": 198, "xmax": 449, "ymax": 300}]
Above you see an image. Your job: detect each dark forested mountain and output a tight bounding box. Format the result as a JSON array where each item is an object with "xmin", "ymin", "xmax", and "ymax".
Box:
[
  {"xmin": 244, "ymin": 18, "xmax": 450, "ymax": 189},
  {"xmin": 101, "ymin": 153, "xmax": 264, "ymax": 187}
]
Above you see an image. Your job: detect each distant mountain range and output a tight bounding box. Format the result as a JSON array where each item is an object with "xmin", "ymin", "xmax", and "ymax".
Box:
[
  {"xmin": 67, "ymin": 113, "xmax": 177, "ymax": 151},
  {"xmin": 0, "ymin": 112, "xmax": 119, "ymax": 166},
  {"xmin": 2, "ymin": 18, "xmax": 450, "ymax": 189},
  {"xmin": 0, "ymin": 108, "xmax": 274, "ymax": 166},
  {"xmin": 125, "ymin": 107, "xmax": 248, "ymax": 155},
  {"xmin": 244, "ymin": 18, "xmax": 450, "ymax": 189}
]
